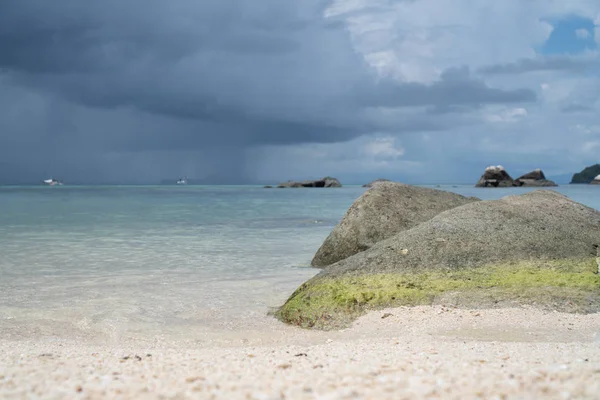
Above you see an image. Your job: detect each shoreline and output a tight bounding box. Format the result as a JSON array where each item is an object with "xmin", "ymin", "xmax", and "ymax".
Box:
[{"xmin": 2, "ymin": 306, "xmax": 599, "ymax": 399}]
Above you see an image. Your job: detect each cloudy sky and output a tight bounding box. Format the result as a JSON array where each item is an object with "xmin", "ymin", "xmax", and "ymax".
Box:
[{"xmin": 1, "ymin": 0, "xmax": 599, "ymax": 184}]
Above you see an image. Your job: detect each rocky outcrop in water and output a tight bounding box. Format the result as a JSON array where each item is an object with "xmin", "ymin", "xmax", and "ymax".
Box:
[
  {"xmin": 475, "ymin": 166, "xmax": 515, "ymax": 187},
  {"xmin": 571, "ymin": 164, "xmax": 600, "ymax": 184},
  {"xmin": 279, "ymin": 189, "xmax": 600, "ymax": 329},
  {"xmin": 276, "ymin": 177, "xmax": 341, "ymax": 188},
  {"xmin": 514, "ymin": 169, "xmax": 557, "ymax": 187},
  {"xmin": 311, "ymin": 182, "xmax": 479, "ymax": 267}
]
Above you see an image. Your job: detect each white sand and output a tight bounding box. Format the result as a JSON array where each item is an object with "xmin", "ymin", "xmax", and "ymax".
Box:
[{"xmin": 1, "ymin": 306, "xmax": 599, "ymax": 399}]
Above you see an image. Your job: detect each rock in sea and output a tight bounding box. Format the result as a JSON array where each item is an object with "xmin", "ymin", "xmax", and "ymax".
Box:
[
  {"xmin": 311, "ymin": 182, "xmax": 479, "ymax": 267},
  {"xmin": 514, "ymin": 169, "xmax": 557, "ymax": 187},
  {"xmin": 475, "ymin": 165, "xmax": 515, "ymax": 187},
  {"xmin": 276, "ymin": 177, "xmax": 341, "ymax": 188},
  {"xmin": 279, "ymin": 189, "xmax": 600, "ymax": 329}
]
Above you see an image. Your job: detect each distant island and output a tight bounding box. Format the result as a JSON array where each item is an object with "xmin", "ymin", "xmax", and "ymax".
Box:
[{"xmin": 570, "ymin": 164, "xmax": 600, "ymax": 184}]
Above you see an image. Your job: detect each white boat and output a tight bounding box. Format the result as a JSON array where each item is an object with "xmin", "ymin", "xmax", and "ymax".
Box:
[
  {"xmin": 43, "ymin": 178, "xmax": 63, "ymax": 186},
  {"xmin": 176, "ymin": 178, "xmax": 188, "ymax": 185}
]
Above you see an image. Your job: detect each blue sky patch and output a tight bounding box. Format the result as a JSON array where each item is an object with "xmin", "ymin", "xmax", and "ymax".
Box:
[{"xmin": 539, "ymin": 15, "xmax": 597, "ymax": 55}]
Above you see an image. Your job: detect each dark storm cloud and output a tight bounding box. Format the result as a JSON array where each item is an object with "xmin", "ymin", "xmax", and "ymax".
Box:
[
  {"xmin": 364, "ymin": 67, "xmax": 535, "ymax": 108},
  {"xmin": 479, "ymin": 54, "xmax": 600, "ymax": 75},
  {"xmin": 0, "ymin": 0, "xmax": 538, "ymax": 183}
]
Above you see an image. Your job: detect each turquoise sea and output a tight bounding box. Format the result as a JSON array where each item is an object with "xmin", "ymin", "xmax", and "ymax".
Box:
[{"xmin": 1, "ymin": 185, "xmax": 599, "ymax": 344}]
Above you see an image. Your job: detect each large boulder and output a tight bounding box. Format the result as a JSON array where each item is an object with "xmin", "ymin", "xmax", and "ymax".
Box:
[
  {"xmin": 475, "ymin": 165, "xmax": 515, "ymax": 187},
  {"xmin": 514, "ymin": 169, "xmax": 557, "ymax": 187},
  {"xmin": 591, "ymin": 175, "xmax": 600, "ymax": 185},
  {"xmin": 362, "ymin": 179, "xmax": 391, "ymax": 188},
  {"xmin": 277, "ymin": 177, "xmax": 341, "ymax": 188},
  {"xmin": 279, "ymin": 190, "xmax": 600, "ymax": 328},
  {"xmin": 571, "ymin": 164, "xmax": 600, "ymax": 184},
  {"xmin": 311, "ymin": 182, "xmax": 479, "ymax": 267}
]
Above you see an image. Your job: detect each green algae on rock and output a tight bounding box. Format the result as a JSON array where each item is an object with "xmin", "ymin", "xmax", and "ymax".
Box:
[
  {"xmin": 279, "ymin": 190, "xmax": 600, "ymax": 329},
  {"xmin": 277, "ymin": 259, "xmax": 600, "ymax": 329}
]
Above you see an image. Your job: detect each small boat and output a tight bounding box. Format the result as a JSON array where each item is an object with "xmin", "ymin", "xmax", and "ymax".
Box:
[
  {"xmin": 43, "ymin": 178, "xmax": 63, "ymax": 186},
  {"xmin": 176, "ymin": 178, "xmax": 188, "ymax": 185}
]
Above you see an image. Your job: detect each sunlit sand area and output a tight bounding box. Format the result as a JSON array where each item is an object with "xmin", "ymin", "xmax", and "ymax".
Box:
[{"xmin": 1, "ymin": 307, "xmax": 599, "ymax": 399}]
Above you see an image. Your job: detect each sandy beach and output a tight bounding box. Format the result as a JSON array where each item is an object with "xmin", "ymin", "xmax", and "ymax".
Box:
[{"xmin": 1, "ymin": 306, "xmax": 599, "ymax": 399}]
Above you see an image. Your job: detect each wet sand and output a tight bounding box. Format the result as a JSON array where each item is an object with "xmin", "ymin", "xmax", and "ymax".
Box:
[{"xmin": 1, "ymin": 306, "xmax": 599, "ymax": 399}]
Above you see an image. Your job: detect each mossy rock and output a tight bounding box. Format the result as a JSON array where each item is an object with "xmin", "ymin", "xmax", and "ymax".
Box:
[
  {"xmin": 277, "ymin": 259, "xmax": 600, "ymax": 329},
  {"xmin": 278, "ymin": 190, "xmax": 600, "ymax": 329}
]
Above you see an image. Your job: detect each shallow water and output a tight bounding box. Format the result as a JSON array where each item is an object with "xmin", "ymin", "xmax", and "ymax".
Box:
[{"xmin": 0, "ymin": 184, "xmax": 598, "ymax": 343}]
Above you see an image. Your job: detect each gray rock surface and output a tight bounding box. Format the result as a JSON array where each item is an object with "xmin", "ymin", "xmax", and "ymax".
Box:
[
  {"xmin": 515, "ymin": 169, "xmax": 557, "ymax": 187},
  {"xmin": 475, "ymin": 165, "xmax": 515, "ymax": 187},
  {"xmin": 277, "ymin": 177, "xmax": 341, "ymax": 188},
  {"xmin": 280, "ymin": 189, "xmax": 600, "ymax": 328},
  {"xmin": 322, "ymin": 190, "xmax": 600, "ymax": 277},
  {"xmin": 311, "ymin": 182, "xmax": 479, "ymax": 267}
]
